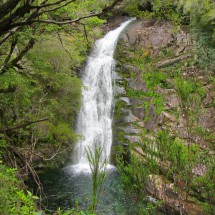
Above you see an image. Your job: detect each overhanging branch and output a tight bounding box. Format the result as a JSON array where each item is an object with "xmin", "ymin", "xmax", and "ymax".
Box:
[
  {"xmin": 11, "ymin": 12, "xmax": 102, "ymax": 26},
  {"xmin": 4, "ymin": 0, "xmax": 124, "ymax": 29},
  {"xmin": 0, "ymin": 117, "xmax": 49, "ymax": 133},
  {"xmin": 30, "ymin": 0, "xmax": 69, "ymax": 9},
  {"xmin": 37, "ymin": 0, "xmax": 75, "ymax": 14}
]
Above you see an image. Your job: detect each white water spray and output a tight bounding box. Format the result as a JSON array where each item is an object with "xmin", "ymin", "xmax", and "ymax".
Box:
[{"xmin": 72, "ymin": 19, "xmax": 134, "ymax": 172}]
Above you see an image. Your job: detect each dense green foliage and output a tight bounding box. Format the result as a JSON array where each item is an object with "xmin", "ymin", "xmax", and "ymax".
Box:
[
  {"xmin": 0, "ymin": 162, "xmax": 39, "ymax": 215},
  {"xmin": 0, "ymin": 0, "xmax": 214, "ymax": 214}
]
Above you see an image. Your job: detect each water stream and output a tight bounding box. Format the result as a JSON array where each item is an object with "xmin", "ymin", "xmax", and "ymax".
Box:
[{"xmin": 72, "ymin": 19, "xmax": 134, "ymax": 171}]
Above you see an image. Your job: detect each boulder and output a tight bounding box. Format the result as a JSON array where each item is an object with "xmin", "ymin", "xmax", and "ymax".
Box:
[
  {"xmin": 119, "ymin": 97, "xmax": 131, "ymax": 105},
  {"xmin": 119, "ymin": 125, "xmax": 140, "ymax": 135},
  {"xmin": 158, "ymin": 111, "xmax": 177, "ymax": 126},
  {"xmin": 125, "ymin": 135, "xmax": 141, "ymax": 144},
  {"xmin": 132, "ymin": 107, "xmax": 145, "ymax": 120},
  {"xmin": 114, "ymin": 86, "xmax": 126, "ymax": 95},
  {"xmin": 146, "ymin": 175, "xmax": 204, "ymax": 215},
  {"xmin": 124, "ymin": 110, "xmax": 139, "ymax": 123}
]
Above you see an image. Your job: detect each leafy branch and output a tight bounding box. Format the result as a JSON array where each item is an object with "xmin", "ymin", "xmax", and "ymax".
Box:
[{"xmin": 0, "ymin": 117, "xmax": 49, "ymax": 133}]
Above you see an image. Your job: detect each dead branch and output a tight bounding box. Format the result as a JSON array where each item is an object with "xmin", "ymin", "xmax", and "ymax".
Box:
[
  {"xmin": 57, "ymin": 32, "xmax": 73, "ymax": 60},
  {"xmin": 0, "ymin": 0, "xmax": 46, "ymax": 42},
  {"xmin": 156, "ymin": 54, "xmax": 192, "ymax": 69}
]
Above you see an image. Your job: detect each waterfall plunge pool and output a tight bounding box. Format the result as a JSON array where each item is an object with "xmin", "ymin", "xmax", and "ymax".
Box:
[{"xmin": 38, "ymin": 167, "xmax": 142, "ymax": 214}]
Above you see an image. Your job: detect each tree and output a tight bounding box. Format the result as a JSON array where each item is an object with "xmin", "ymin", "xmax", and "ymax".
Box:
[{"xmin": 0, "ymin": 0, "xmax": 123, "ymax": 74}]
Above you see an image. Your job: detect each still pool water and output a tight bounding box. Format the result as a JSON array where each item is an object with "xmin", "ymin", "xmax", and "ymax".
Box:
[{"xmin": 38, "ymin": 165, "xmax": 142, "ymax": 215}]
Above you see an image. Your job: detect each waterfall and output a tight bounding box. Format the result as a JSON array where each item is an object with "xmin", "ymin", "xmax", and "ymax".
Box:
[{"xmin": 73, "ymin": 19, "xmax": 134, "ymax": 172}]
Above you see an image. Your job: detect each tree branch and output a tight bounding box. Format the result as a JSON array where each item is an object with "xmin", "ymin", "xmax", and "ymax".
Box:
[
  {"xmin": 10, "ymin": 37, "xmax": 35, "ymax": 65},
  {"xmin": 0, "ymin": 117, "xmax": 49, "ymax": 133},
  {"xmin": 37, "ymin": 0, "xmax": 75, "ymax": 15},
  {"xmin": 0, "ymin": 37, "xmax": 18, "ymax": 71},
  {"xmin": 0, "ymin": 26, "xmax": 21, "ymax": 46},
  {"xmin": 0, "ymin": 0, "xmax": 21, "ymax": 20},
  {"xmin": 4, "ymin": 0, "xmax": 124, "ymax": 29},
  {"xmin": 30, "ymin": 0, "xmax": 68, "ymax": 9},
  {"xmin": 0, "ymin": 37, "xmax": 35, "ymax": 74},
  {"xmin": 12, "ymin": 12, "xmax": 101, "ymax": 26},
  {"xmin": 0, "ymin": 0, "xmax": 123, "ymax": 57},
  {"xmin": 57, "ymin": 32, "xmax": 73, "ymax": 60},
  {"xmin": 0, "ymin": 0, "xmax": 46, "ymax": 45}
]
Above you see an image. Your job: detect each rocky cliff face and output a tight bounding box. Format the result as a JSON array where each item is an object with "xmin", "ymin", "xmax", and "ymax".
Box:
[
  {"xmin": 114, "ymin": 19, "xmax": 214, "ymax": 153},
  {"xmin": 112, "ymin": 19, "xmax": 214, "ymax": 214}
]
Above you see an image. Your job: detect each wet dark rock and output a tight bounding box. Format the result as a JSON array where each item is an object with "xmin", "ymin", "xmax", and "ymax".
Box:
[
  {"xmin": 122, "ymin": 64, "xmax": 142, "ymax": 74},
  {"xmin": 120, "ymin": 108, "xmax": 130, "ymax": 115},
  {"xmin": 114, "ymin": 108, "xmax": 132, "ymax": 125}
]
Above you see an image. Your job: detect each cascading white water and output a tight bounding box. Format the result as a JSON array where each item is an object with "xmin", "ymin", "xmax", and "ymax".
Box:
[{"xmin": 73, "ymin": 19, "xmax": 134, "ymax": 172}]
